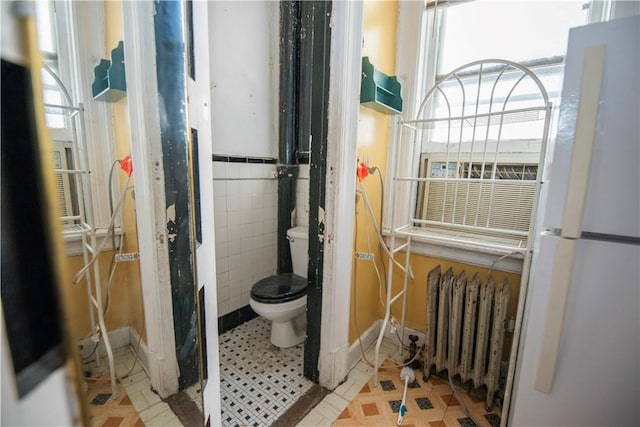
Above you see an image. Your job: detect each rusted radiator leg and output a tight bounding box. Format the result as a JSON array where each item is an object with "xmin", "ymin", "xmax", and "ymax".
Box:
[
  {"xmin": 423, "ymin": 366, "xmax": 431, "ymax": 382},
  {"xmin": 486, "ymin": 389, "xmax": 495, "ymax": 412}
]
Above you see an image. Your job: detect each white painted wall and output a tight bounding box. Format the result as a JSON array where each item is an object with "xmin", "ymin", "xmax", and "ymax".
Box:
[
  {"xmin": 209, "ymin": 1, "xmax": 280, "ymax": 318},
  {"xmin": 209, "ymin": 1, "xmax": 279, "ymax": 158}
]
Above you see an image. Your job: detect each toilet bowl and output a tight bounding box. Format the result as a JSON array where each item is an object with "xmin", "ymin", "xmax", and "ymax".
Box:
[{"xmin": 249, "ymin": 227, "xmax": 308, "ymax": 348}]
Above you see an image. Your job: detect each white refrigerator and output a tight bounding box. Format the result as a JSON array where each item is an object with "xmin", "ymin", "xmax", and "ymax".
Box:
[{"xmin": 510, "ymin": 15, "xmax": 640, "ymax": 426}]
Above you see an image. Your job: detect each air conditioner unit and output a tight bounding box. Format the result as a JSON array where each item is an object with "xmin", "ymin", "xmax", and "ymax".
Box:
[
  {"xmin": 52, "ymin": 141, "xmax": 75, "ymax": 224},
  {"xmin": 416, "ymin": 152, "xmax": 539, "ymax": 242}
]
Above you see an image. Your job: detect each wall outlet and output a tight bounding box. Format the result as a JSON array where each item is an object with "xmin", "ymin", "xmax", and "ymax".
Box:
[
  {"xmin": 354, "ymin": 252, "xmax": 374, "ymax": 261},
  {"xmin": 115, "ymin": 252, "xmax": 140, "ymax": 262}
]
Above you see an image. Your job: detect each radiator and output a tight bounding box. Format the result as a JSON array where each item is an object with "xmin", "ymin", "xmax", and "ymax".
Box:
[{"xmin": 423, "ymin": 265, "xmax": 510, "ymax": 410}]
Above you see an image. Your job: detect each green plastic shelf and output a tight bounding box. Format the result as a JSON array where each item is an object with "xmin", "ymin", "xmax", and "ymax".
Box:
[
  {"xmin": 360, "ymin": 56, "xmax": 403, "ymax": 114},
  {"xmin": 92, "ymin": 41, "xmax": 126, "ymax": 102}
]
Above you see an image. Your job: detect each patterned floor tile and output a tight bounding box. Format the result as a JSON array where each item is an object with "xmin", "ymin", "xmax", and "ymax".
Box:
[
  {"xmin": 331, "ymin": 361, "xmax": 501, "ymax": 427},
  {"xmin": 219, "ymin": 316, "xmax": 315, "ymax": 426},
  {"xmin": 86, "ymin": 373, "xmax": 143, "ymax": 427}
]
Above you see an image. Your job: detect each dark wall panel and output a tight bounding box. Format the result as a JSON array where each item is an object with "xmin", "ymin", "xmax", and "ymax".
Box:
[
  {"xmin": 1, "ymin": 59, "xmax": 65, "ymax": 397},
  {"xmin": 154, "ymin": 1, "xmax": 199, "ymax": 389}
]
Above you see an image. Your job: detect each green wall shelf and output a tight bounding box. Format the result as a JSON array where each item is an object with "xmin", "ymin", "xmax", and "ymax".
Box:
[
  {"xmin": 360, "ymin": 56, "xmax": 402, "ymax": 115},
  {"xmin": 92, "ymin": 41, "xmax": 126, "ymax": 102}
]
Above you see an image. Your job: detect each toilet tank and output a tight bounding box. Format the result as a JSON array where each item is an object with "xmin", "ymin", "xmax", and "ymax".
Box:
[{"xmin": 287, "ymin": 226, "xmax": 308, "ymax": 278}]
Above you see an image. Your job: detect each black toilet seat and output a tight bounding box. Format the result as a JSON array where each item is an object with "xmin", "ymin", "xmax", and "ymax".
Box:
[{"xmin": 250, "ymin": 273, "xmax": 307, "ymax": 304}]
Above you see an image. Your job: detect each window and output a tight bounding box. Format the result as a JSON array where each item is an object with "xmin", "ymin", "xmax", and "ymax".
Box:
[
  {"xmin": 390, "ymin": 0, "xmax": 612, "ymax": 269},
  {"xmin": 35, "ymin": 1, "xmax": 118, "ymax": 254},
  {"xmin": 36, "ymin": 1, "xmax": 78, "ymax": 224}
]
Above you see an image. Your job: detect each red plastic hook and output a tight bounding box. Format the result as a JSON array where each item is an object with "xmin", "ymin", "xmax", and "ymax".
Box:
[
  {"xmin": 356, "ymin": 161, "xmax": 369, "ymax": 181},
  {"xmin": 120, "ymin": 154, "xmax": 133, "ymax": 177}
]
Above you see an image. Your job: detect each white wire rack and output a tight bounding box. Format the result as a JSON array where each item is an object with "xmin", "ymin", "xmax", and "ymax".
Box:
[
  {"xmin": 373, "ymin": 59, "xmax": 552, "ymax": 386},
  {"xmin": 44, "ymin": 65, "xmax": 118, "ymax": 399}
]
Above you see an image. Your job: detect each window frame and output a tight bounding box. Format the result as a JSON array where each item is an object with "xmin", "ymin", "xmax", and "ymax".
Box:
[
  {"xmin": 386, "ymin": 0, "xmax": 613, "ymax": 272},
  {"xmin": 42, "ymin": 1, "xmax": 119, "ymax": 255}
]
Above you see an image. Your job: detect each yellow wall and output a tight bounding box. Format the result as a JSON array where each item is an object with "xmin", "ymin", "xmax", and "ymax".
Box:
[
  {"xmin": 351, "ymin": 0, "xmax": 398, "ymax": 344},
  {"xmin": 390, "ymin": 253, "xmax": 521, "ymax": 356},
  {"xmin": 350, "ymin": 1, "xmax": 522, "ymax": 350},
  {"xmin": 105, "ymin": 0, "xmax": 145, "ymax": 341},
  {"xmin": 65, "ymin": 0, "xmax": 145, "ymax": 343}
]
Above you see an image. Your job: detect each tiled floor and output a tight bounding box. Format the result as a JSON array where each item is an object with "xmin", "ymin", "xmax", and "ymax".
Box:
[
  {"xmin": 219, "ymin": 316, "xmax": 316, "ymax": 426},
  {"xmin": 84, "ymin": 347, "xmax": 182, "ymax": 426},
  {"xmin": 295, "ymin": 340, "xmax": 399, "ymax": 427},
  {"xmin": 185, "ymin": 382, "xmax": 204, "ymax": 412},
  {"xmin": 84, "ymin": 316, "xmax": 313, "ymax": 427},
  {"xmin": 84, "ymin": 327, "xmax": 500, "ymax": 427},
  {"xmin": 86, "ymin": 374, "xmax": 143, "ymax": 426},
  {"xmin": 333, "ymin": 360, "xmax": 501, "ymax": 427},
  {"xmin": 297, "ymin": 340, "xmax": 501, "ymax": 427}
]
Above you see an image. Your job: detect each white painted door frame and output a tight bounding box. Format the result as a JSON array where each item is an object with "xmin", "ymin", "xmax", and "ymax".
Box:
[
  {"xmin": 318, "ymin": 0, "xmax": 363, "ymax": 390},
  {"xmin": 122, "ymin": 0, "xmax": 179, "ymax": 399},
  {"xmin": 121, "ymin": 0, "xmax": 365, "ymax": 409},
  {"xmin": 188, "ymin": 2, "xmax": 222, "ymax": 425}
]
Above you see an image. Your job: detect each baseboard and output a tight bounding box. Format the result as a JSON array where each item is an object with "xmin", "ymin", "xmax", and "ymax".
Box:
[
  {"xmin": 382, "ymin": 323, "xmax": 426, "ymax": 349},
  {"xmin": 218, "ymin": 305, "xmax": 258, "ymax": 335},
  {"xmin": 79, "ymin": 326, "xmax": 131, "ymax": 360},
  {"xmin": 346, "ymin": 319, "xmax": 426, "ymax": 372},
  {"xmin": 129, "ymin": 326, "xmax": 150, "ymax": 376},
  {"xmin": 79, "ymin": 325, "xmax": 148, "ymax": 374},
  {"xmin": 347, "ymin": 319, "xmax": 381, "ymax": 372}
]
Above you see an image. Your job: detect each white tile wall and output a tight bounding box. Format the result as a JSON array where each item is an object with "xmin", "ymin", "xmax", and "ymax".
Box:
[
  {"xmin": 214, "ymin": 162, "xmax": 278, "ymax": 316},
  {"xmin": 295, "ymin": 164, "xmax": 310, "ymax": 228},
  {"xmin": 213, "ymin": 161, "xmax": 311, "ymax": 317}
]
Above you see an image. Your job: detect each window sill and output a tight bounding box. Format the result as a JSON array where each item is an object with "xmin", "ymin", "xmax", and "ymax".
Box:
[
  {"xmin": 383, "ymin": 227, "xmax": 525, "ymax": 273},
  {"xmin": 62, "ymin": 227, "xmax": 123, "ymax": 257}
]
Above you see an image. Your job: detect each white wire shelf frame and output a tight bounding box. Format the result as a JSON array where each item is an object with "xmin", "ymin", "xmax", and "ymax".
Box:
[
  {"xmin": 43, "ymin": 64, "xmax": 118, "ymax": 399},
  {"xmin": 372, "ymin": 59, "xmax": 553, "ymax": 387}
]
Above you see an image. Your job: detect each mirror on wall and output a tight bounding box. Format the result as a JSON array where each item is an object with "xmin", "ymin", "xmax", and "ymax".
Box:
[{"xmin": 29, "ymin": 1, "xmax": 206, "ymax": 425}]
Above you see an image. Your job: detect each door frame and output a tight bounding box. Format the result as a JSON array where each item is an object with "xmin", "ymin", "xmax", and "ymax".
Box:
[
  {"xmin": 122, "ymin": 0, "xmax": 180, "ymax": 398},
  {"xmin": 316, "ymin": 0, "xmax": 363, "ymax": 389},
  {"xmin": 188, "ymin": 1, "xmax": 222, "ymax": 425},
  {"xmin": 121, "ymin": 0, "xmax": 365, "ymax": 411}
]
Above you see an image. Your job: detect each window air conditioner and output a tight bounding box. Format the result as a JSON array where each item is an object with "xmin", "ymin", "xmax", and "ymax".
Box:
[
  {"xmin": 417, "ymin": 153, "xmax": 539, "ymax": 241},
  {"xmin": 52, "ymin": 141, "xmax": 75, "ymax": 223}
]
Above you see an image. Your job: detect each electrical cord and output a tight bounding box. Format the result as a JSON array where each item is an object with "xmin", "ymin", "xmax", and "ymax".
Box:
[
  {"xmin": 356, "ymin": 168, "xmax": 417, "ymax": 368},
  {"xmin": 385, "ymin": 345, "xmax": 423, "ymax": 369},
  {"xmin": 103, "ymin": 186, "xmax": 130, "ymax": 317},
  {"xmin": 488, "ymin": 250, "xmax": 522, "ymax": 276},
  {"xmin": 73, "ymin": 175, "xmax": 131, "ymax": 284},
  {"xmin": 359, "ymin": 190, "xmax": 386, "ymax": 310},
  {"xmin": 353, "ymin": 177, "xmax": 415, "ymax": 368},
  {"xmin": 363, "ymin": 167, "xmax": 391, "ymax": 310},
  {"xmin": 120, "ymin": 322, "xmax": 145, "ymax": 379},
  {"xmin": 373, "ymin": 169, "xmax": 390, "ymax": 307},
  {"xmin": 359, "ymin": 180, "xmax": 415, "ymax": 279},
  {"xmin": 81, "ymin": 341, "xmax": 100, "ymax": 361},
  {"xmin": 107, "ymin": 160, "xmax": 122, "ymax": 282},
  {"xmin": 351, "ymin": 209, "xmax": 376, "ymax": 368},
  {"xmin": 367, "ymin": 166, "xmax": 411, "ymax": 350},
  {"xmin": 103, "ymin": 160, "xmax": 129, "ymax": 318}
]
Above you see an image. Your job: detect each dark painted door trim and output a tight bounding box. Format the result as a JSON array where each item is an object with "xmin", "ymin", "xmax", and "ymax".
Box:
[{"xmin": 302, "ymin": 0, "xmax": 332, "ymax": 383}]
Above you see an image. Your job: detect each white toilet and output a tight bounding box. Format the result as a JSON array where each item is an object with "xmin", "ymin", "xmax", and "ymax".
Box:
[{"xmin": 249, "ymin": 226, "xmax": 308, "ymax": 348}]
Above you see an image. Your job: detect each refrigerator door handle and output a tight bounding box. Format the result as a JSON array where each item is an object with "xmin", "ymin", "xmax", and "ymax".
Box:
[
  {"xmin": 535, "ymin": 44, "xmax": 605, "ymax": 393},
  {"xmin": 535, "ymin": 238, "xmax": 576, "ymax": 393},
  {"xmin": 560, "ymin": 43, "xmax": 605, "ymax": 239}
]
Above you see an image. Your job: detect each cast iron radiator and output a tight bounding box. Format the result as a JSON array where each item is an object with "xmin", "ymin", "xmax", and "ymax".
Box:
[{"xmin": 423, "ymin": 265, "xmax": 510, "ymax": 410}]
